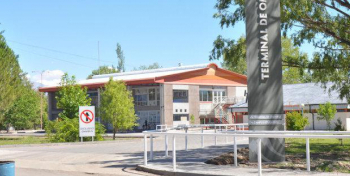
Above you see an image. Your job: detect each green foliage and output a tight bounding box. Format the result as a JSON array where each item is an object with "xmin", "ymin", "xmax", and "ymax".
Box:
[
  {"xmin": 0, "ymin": 33, "xmax": 24, "ymax": 129},
  {"xmin": 190, "ymin": 114, "xmax": 195, "ymax": 125},
  {"xmin": 318, "ymin": 102, "xmax": 337, "ymax": 130},
  {"xmin": 116, "ymin": 43, "xmax": 125, "ymax": 72},
  {"xmin": 211, "ymin": 36, "xmax": 312, "ymax": 84},
  {"xmin": 286, "ymin": 111, "xmax": 309, "ymax": 131},
  {"xmin": 45, "ymin": 117, "xmax": 105, "ymax": 142},
  {"xmin": 101, "ymin": 78, "xmax": 138, "ymax": 139},
  {"xmin": 334, "ymin": 118, "xmax": 345, "ymax": 131},
  {"xmin": 56, "ymin": 73, "xmax": 91, "ymax": 119},
  {"xmin": 5, "ymin": 84, "xmax": 41, "ymax": 130},
  {"xmin": 334, "ymin": 118, "xmax": 345, "ymax": 145},
  {"xmin": 133, "ymin": 62, "xmax": 162, "ymax": 71},
  {"xmin": 87, "ymin": 65, "xmax": 119, "ymax": 79},
  {"xmin": 211, "ymin": 0, "xmax": 350, "ymax": 102}
]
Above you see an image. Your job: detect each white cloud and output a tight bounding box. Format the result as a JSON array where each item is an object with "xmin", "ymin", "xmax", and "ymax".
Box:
[{"xmin": 30, "ymin": 70, "xmax": 65, "ymax": 88}]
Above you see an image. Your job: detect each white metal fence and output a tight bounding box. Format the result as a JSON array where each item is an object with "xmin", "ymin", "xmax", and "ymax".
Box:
[{"xmin": 143, "ymin": 127, "xmax": 350, "ymax": 176}]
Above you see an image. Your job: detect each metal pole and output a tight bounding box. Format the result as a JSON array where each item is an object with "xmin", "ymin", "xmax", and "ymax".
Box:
[
  {"xmin": 225, "ymin": 126, "xmax": 228, "ymax": 143},
  {"xmin": 234, "ymin": 136, "xmax": 237, "ymax": 167},
  {"xmin": 81, "ymin": 137, "xmax": 83, "ymax": 142},
  {"xmin": 306, "ymin": 138, "xmax": 310, "ymax": 171},
  {"xmin": 92, "ymin": 136, "xmax": 94, "ymax": 142},
  {"xmin": 40, "ymin": 72, "xmax": 43, "ymax": 130},
  {"xmin": 144, "ymin": 135, "xmax": 147, "ymax": 166},
  {"xmin": 165, "ymin": 135, "xmax": 168, "ymax": 157},
  {"xmin": 150, "ymin": 134, "xmax": 154, "ymax": 160},
  {"xmin": 215, "ymin": 126, "xmax": 217, "ymax": 146},
  {"xmin": 201, "ymin": 127, "xmax": 204, "ymax": 148},
  {"xmin": 173, "ymin": 135, "xmax": 176, "ymax": 171},
  {"xmin": 185, "ymin": 129, "xmax": 188, "ymax": 151},
  {"xmin": 257, "ymin": 138, "xmax": 262, "ymax": 176}
]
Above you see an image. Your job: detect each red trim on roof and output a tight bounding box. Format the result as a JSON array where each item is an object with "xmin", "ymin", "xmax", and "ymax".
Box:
[{"xmin": 39, "ymin": 63, "xmax": 247, "ymax": 92}]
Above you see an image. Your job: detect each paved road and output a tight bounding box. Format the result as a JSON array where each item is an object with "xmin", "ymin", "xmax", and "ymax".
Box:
[{"xmin": 0, "ymin": 133, "xmax": 241, "ymax": 176}]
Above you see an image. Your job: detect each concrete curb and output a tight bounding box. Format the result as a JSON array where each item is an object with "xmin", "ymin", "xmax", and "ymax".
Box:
[{"xmin": 136, "ymin": 165, "xmax": 218, "ymax": 176}]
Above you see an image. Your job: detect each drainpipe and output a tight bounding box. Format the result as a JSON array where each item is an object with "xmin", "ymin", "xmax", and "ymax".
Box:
[{"xmin": 309, "ymin": 105, "xmax": 315, "ymax": 130}]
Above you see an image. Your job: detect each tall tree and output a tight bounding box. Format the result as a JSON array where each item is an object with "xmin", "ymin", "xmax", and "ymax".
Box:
[
  {"xmin": 211, "ymin": 0, "xmax": 350, "ymax": 102},
  {"xmin": 5, "ymin": 80, "xmax": 41, "ymax": 130},
  {"xmin": 0, "ymin": 32, "xmax": 24, "ymax": 129},
  {"xmin": 56, "ymin": 73, "xmax": 91, "ymax": 119},
  {"xmin": 116, "ymin": 43, "xmax": 125, "ymax": 72},
  {"xmin": 101, "ymin": 78, "xmax": 137, "ymax": 140},
  {"xmin": 133, "ymin": 62, "xmax": 162, "ymax": 71},
  {"xmin": 87, "ymin": 65, "xmax": 119, "ymax": 79},
  {"xmin": 318, "ymin": 102, "xmax": 337, "ymax": 130},
  {"xmin": 213, "ymin": 36, "xmax": 311, "ymax": 84}
]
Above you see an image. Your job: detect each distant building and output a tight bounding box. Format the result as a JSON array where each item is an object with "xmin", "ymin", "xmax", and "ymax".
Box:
[
  {"xmin": 229, "ymin": 83, "xmax": 350, "ymax": 130},
  {"xmin": 39, "ymin": 63, "xmax": 247, "ymax": 130}
]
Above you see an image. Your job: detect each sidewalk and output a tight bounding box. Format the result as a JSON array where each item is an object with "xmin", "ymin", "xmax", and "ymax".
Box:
[
  {"xmin": 136, "ymin": 137, "xmax": 350, "ymax": 176},
  {"xmin": 138, "ymin": 162, "xmax": 350, "ymax": 176}
]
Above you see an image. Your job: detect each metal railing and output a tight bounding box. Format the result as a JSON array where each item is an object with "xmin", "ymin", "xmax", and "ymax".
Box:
[
  {"xmin": 156, "ymin": 123, "xmax": 249, "ymax": 131},
  {"xmin": 142, "ymin": 128, "xmax": 350, "ymax": 176}
]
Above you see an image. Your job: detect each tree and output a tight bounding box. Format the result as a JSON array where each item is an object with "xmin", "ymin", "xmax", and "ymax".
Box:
[
  {"xmin": 5, "ymin": 79, "xmax": 41, "ymax": 130},
  {"xmin": 46, "ymin": 73, "xmax": 105, "ymax": 142},
  {"xmin": 87, "ymin": 65, "xmax": 119, "ymax": 79},
  {"xmin": 211, "ymin": 0, "xmax": 350, "ymax": 102},
  {"xmin": 116, "ymin": 43, "xmax": 125, "ymax": 72},
  {"xmin": 101, "ymin": 78, "xmax": 138, "ymax": 140},
  {"xmin": 56, "ymin": 73, "xmax": 91, "ymax": 119},
  {"xmin": 133, "ymin": 63, "xmax": 162, "ymax": 71},
  {"xmin": 318, "ymin": 102, "xmax": 337, "ymax": 130},
  {"xmin": 212, "ymin": 36, "xmax": 312, "ymax": 84},
  {"xmin": 286, "ymin": 111, "xmax": 309, "ymax": 131},
  {"xmin": 0, "ymin": 32, "xmax": 24, "ymax": 129}
]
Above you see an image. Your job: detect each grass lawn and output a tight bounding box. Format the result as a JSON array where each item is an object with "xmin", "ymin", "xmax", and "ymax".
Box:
[
  {"xmin": 0, "ymin": 136, "xmax": 49, "ymax": 145},
  {"xmin": 286, "ymin": 138, "xmax": 350, "ymax": 154},
  {"xmin": 0, "ymin": 136, "xmax": 137, "ymax": 145},
  {"xmin": 284, "ymin": 138, "xmax": 350, "ymax": 173}
]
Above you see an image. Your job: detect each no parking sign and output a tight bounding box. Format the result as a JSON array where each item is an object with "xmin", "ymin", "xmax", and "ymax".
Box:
[{"xmin": 79, "ymin": 106, "xmax": 95, "ymax": 137}]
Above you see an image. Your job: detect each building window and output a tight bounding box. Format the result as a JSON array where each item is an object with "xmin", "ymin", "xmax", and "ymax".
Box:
[
  {"xmin": 173, "ymin": 90, "xmax": 188, "ymax": 103},
  {"xmin": 133, "ymin": 87, "xmax": 160, "ymax": 106},
  {"xmin": 149, "ymin": 89, "xmax": 155, "ymax": 101},
  {"xmin": 199, "ymin": 90, "xmax": 212, "ymax": 101},
  {"xmin": 173, "ymin": 114, "xmax": 189, "ymax": 121}
]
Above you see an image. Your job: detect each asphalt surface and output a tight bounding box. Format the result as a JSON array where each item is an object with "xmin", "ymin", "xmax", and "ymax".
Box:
[{"xmin": 0, "ymin": 132, "xmax": 241, "ymax": 176}]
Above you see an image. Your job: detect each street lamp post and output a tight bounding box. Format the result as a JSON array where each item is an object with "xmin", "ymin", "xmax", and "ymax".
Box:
[
  {"xmin": 32, "ymin": 70, "xmax": 49, "ymax": 130},
  {"xmin": 301, "ymin": 103, "xmax": 305, "ymax": 116}
]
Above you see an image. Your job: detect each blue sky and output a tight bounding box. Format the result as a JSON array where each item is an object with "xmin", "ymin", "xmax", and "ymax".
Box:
[{"xmin": 1, "ymin": 0, "xmax": 314, "ymax": 87}]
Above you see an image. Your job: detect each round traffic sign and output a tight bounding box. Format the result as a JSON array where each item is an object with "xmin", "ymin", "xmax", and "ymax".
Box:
[{"xmin": 80, "ymin": 110, "xmax": 94, "ymax": 124}]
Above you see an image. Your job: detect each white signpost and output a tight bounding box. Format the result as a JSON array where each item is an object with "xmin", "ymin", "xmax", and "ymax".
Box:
[{"xmin": 79, "ymin": 106, "xmax": 95, "ymax": 142}]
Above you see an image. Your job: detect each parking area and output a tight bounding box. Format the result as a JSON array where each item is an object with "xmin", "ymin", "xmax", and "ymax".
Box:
[{"xmin": 0, "ymin": 134, "xmax": 243, "ymax": 176}]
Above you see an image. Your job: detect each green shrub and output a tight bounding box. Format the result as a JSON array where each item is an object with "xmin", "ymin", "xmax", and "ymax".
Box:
[
  {"xmin": 190, "ymin": 114, "xmax": 195, "ymax": 125},
  {"xmin": 334, "ymin": 118, "xmax": 345, "ymax": 145},
  {"xmin": 45, "ymin": 117, "xmax": 105, "ymax": 142},
  {"xmin": 286, "ymin": 111, "xmax": 309, "ymax": 131}
]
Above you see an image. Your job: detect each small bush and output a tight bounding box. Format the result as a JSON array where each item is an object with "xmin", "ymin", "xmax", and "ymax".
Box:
[
  {"xmin": 190, "ymin": 114, "xmax": 195, "ymax": 125},
  {"xmin": 286, "ymin": 111, "xmax": 309, "ymax": 131},
  {"xmin": 334, "ymin": 118, "xmax": 345, "ymax": 145},
  {"xmin": 45, "ymin": 117, "xmax": 105, "ymax": 142}
]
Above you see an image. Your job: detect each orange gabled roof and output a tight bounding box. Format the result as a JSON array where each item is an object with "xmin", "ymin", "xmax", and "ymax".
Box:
[
  {"xmin": 39, "ymin": 63, "xmax": 247, "ymax": 92},
  {"xmin": 154, "ymin": 63, "xmax": 247, "ymax": 86}
]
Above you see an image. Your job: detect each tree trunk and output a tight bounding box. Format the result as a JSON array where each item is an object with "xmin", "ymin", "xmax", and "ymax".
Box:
[{"xmin": 113, "ymin": 128, "xmax": 116, "ymax": 140}]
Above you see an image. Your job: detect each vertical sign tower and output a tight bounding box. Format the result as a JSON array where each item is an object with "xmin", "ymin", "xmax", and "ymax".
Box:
[{"xmin": 245, "ymin": 0, "xmax": 285, "ymax": 162}]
